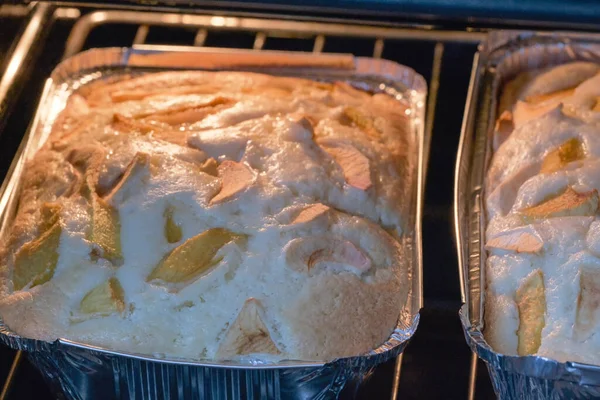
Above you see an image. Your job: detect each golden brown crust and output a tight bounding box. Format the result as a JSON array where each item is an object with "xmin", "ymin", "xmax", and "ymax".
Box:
[{"xmin": 0, "ymin": 70, "xmax": 413, "ymax": 361}]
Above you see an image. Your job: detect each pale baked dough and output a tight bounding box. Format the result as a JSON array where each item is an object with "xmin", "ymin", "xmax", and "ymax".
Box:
[
  {"xmin": 0, "ymin": 71, "xmax": 414, "ymax": 362},
  {"xmin": 485, "ymin": 62, "xmax": 600, "ymax": 364}
]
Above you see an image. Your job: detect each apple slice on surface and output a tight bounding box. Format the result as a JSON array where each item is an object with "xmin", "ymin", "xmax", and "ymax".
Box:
[
  {"xmin": 513, "ymin": 101, "xmax": 558, "ymax": 127},
  {"xmin": 320, "ymin": 140, "xmax": 372, "ymax": 191},
  {"xmin": 80, "ymin": 277, "xmax": 125, "ymax": 316},
  {"xmin": 282, "ymin": 115, "xmax": 315, "ymax": 142},
  {"xmin": 216, "ymin": 298, "xmax": 280, "ymax": 358},
  {"xmin": 112, "ymin": 114, "xmax": 188, "ymax": 146},
  {"xmin": 137, "ymin": 97, "xmax": 234, "ymax": 125},
  {"xmin": 39, "ymin": 203, "xmax": 62, "ymax": 234},
  {"xmin": 513, "ymin": 87, "xmax": 575, "ymax": 127},
  {"xmin": 110, "ymin": 84, "xmax": 225, "ymax": 103},
  {"xmin": 80, "ymin": 175, "xmax": 123, "ymax": 264},
  {"xmin": 148, "ymin": 228, "xmax": 243, "ymax": 285},
  {"xmin": 493, "ymin": 110, "xmax": 514, "ymax": 150},
  {"xmin": 540, "ymin": 138, "xmax": 585, "ymax": 174},
  {"xmin": 519, "ymin": 187, "xmax": 598, "ymax": 224},
  {"xmin": 199, "ymin": 158, "xmax": 218, "ymax": 177},
  {"xmin": 89, "ymin": 195, "xmax": 122, "ymax": 264},
  {"xmin": 112, "ymin": 113, "xmax": 155, "ymax": 134},
  {"xmin": 284, "ymin": 236, "xmax": 371, "ymax": 275},
  {"xmin": 164, "ymin": 206, "xmax": 182, "ymax": 244},
  {"xmin": 485, "ymin": 228, "xmax": 543, "ymax": 254},
  {"xmin": 593, "ymin": 97, "xmax": 600, "ymax": 112},
  {"xmin": 105, "ymin": 152, "xmax": 151, "ymax": 205},
  {"xmin": 290, "ymin": 203, "xmax": 330, "ymax": 225},
  {"xmin": 516, "ymin": 270, "xmax": 546, "ymax": 356},
  {"xmin": 341, "ymin": 107, "xmax": 380, "ymax": 138},
  {"xmin": 575, "ymin": 269, "xmax": 600, "ymax": 338},
  {"xmin": 524, "ymin": 87, "xmax": 576, "ymax": 105},
  {"xmin": 209, "ymin": 161, "xmax": 255, "ymax": 205},
  {"xmin": 13, "ymin": 223, "xmax": 62, "ymax": 291}
]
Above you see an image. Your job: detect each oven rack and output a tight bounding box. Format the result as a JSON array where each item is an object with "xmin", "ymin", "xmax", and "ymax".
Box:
[{"xmin": 0, "ymin": 3, "xmax": 495, "ymax": 399}]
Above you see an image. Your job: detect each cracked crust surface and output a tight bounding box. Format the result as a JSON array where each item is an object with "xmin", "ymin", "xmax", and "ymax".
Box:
[
  {"xmin": 485, "ymin": 62, "xmax": 600, "ymax": 364},
  {"xmin": 0, "ymin": 71, "xmax": 414, "ymax": 362}
]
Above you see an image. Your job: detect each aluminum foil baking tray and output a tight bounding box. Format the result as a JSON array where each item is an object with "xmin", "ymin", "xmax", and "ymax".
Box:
[
  {"xmin": 0, "ymin": 46, "xmax": 426, "ymax": 399},
  {"xmin": 455, "ymin": 30, "xmax": 600, "ymax": 399}
]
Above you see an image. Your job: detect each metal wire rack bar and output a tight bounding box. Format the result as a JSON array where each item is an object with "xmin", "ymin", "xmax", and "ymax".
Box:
[
  {"xmin": 62, "ymin": 9, "xmax": 486, "ymax": 59},
  {"xmin": 0, "ymin": 4, "xmax": 31, "ymax": 18}
]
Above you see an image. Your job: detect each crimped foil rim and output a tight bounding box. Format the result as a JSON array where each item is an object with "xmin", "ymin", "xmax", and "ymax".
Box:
[
  {"xmin": 0, "ymin": 46, "xmax": 425, "ymax": 370},
  {"xmin": 0, "ymin": 315, "xmax": 419, "ymax": 369},
  {"xmin": 460, "ymin": 305, "xmax": 600, "ymax": 386}
]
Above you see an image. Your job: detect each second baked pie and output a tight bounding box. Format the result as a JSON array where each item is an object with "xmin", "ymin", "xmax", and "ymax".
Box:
[{"xmin": 485, "ymin": 62, "xmax": 600, "ymax": 364}]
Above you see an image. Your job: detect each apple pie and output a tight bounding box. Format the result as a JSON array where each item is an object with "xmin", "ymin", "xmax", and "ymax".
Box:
[
  {"xmin": 0, "ymin": 71, "xmax": 414, "ymax": 361},
  {"xmin": 484, "ymin": 61, "xmax": 600, "ymax": 364}
]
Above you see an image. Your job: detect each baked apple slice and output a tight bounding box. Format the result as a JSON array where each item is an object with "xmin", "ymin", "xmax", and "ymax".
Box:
[
  {"xmin": 39, "ymin": 202, "xmax": 62, "ymax": 234},
  {"xmin": 89, "ymin": 194, "xmax": 122, "ymax": 264},
  {"xmin": 284, "ymin": 236, "xmax": 371, "ymax": 275},
  {"xmin": 284, "ymin": 115, "xmax": 315, "ymax": 142},
  {"xmin": 575, "ymin": 268, "xmax": 600, "ymax": 338},
  {"xmin": 593, "ymin": 97, "xmax": 600, "ymax": 112},
  {"xmin": 79, "ymin": 277, "xmax": 125, "ymax": 315},
  {"xmin": 519, "ymin": 187, "xmax": 598, "ymax": 224},
  {"xmin": 341, "ymin": 107, "xmax": 380, "ymax": 138},
  {"xmin": 13, "ymin": 222, "xmax": 62, "ymax": 290},
  {"xmin": 105, "ymin": 152, "xmax": 151, "ymax": 205},
  {"xmin": 198, "ymin": 158, "xmax": 218, "ymax": 177},
  {"xmin": 516, "ymin": 270, "xmax": 546, "ymax": 356},
  {"xmin": 540, "ymin": 138, "xmax": 585, "ymax": 174},
  {"xmin": 148, "ymin": 228, "xmax": 243, "ymax": 285},
  {"xmin": 112, "ymin": 113, "xmax": 155, "ymax": 134},
  {"xmin": 319, "ymin": 140, "xmax": 372, "ymax": 191},
  {"xmin": 209, "ymin": 161, "xmax": 255, "ymax": 205},
  {"xmin": 81, "ymin": 177, "xmax": 123, "ymax": 264},
  {"xmin": 493, "ymin": 110, "xmax": 514, "ymax": 150},
  {"xmin": 290, "ymin": 203, "xmax": 330, "ymax": 225},
  {"xmin": 216, "ymin": 298, "xmax": 280, "ymax": 358},
  {"xmin": 164, "ymin": 206, "xmax": 182, "ymax": 244},
  {"xmin": 485, "ymin": 228, "xmax": 543, "ymax": 254},
  {"xmin": 525, "ymin": 87, "xmax": 576, "ymax": 105},
  {"xmin": 513, "ymin": 87, "xmax": 575, "ymax": 127},
  {"xmin": 136, "ymin": 97, "xmax": 234, "ymax": 125}
]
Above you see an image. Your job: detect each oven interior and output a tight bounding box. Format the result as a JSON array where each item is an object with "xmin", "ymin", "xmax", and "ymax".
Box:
[{"xmin": 0, "ymin": 2, "xmax": 594, "ymax": 399}]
